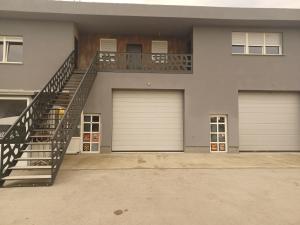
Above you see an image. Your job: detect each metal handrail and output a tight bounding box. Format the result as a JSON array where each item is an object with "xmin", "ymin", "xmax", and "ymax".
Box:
[
  {"xmin": 98, "ymin": 51, "xmax": 193, "ymax": 73},
  {"xmin": 0, "ymin": 51, "xmax": 75, "ymax": 183},
  {"xmin": 1, "ymin": 51, "xmax": 75, "ymax": 139},
  {"xmin": 50, "ymin": 52, "xmax": 98, "ymax": 183}
]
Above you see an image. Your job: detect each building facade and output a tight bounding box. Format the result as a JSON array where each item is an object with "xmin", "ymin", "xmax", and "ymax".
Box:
[{"xmin": 1, "ymin": 1, "xmax": 300, "ymax": 154}]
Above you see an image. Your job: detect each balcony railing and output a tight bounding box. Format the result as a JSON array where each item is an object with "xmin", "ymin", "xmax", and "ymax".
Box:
[{"xmin": 98, "ymin": 52, "xmax": 192, "ymax": 73}]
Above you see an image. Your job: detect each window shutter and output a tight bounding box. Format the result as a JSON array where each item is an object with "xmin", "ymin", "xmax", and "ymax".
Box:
[
  {"xmin": 248, "ymin": 33, "xmax": 264, "ymax": 46},
  {"xmin": 232, "ymin": 32, "xmax": 246, "ymax": 45},
  {"xmin": 6, "ymin": 37, "xmax": 23, "ymax": 42},
  {"xmin": 265, "ymin": 33, "xmax": 281, "ymax": 46},
  {"xmin": 151, "ymin": 41, "xmax": 168, "ymax": 53},
  {"xmin": 100, "ymin": 39, "xmax": 117, "ymax": 52}
]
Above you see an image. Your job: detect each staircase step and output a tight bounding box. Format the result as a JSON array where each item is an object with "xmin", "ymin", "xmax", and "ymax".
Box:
[
  {"xmin": 64, "ymin": 84, "xmax": 79, "ymax": 87},
  {"xmin": 2, "ymin": 175, "xmax": 51, "ymax": 180},
  {"xmin": 67, "ymin": 81, "xmax": 82, "ymax": 83},
  {"xmin": 56, "ymin": 94, "xmax": 72, "ymax": 97},
  {"xmin": 9, "ymin": 166, "xmax": 51, "ymax": 170},
  {"xmin": 21, "ymin": 149, "xmax": 52, "ymax": 153},
  {"xmin": 29, "ymin": 135, "xmax": 52, "ymax": 138},
  {"xmin": 26, "ymin": 142, "xmax": 51, "ymax": 145},
  {"xmin": 37, "ymin": 118, "xmax": 61, "ymax": 121},
  {"xmin": 61, "ymin": 89, "xmax": 76, "ymax": 92},
  {"xmin": 69, "ymin": 79, "xmax": 82, "ymax": 82},
  {"xmin": 16, "ymin": 157, "xmax": 52, "ymax": 161},
  {"xmin": 53, "ymin": 99, "xmax": 71, "ymax": 102},
  {"xmin": 33, "ymin": 128, "xmax": 56, "ymax": 131}
]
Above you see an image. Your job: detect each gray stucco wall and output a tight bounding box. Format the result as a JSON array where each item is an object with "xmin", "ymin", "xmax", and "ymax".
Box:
[
  {"xmin": 0, "ymin": 19, "xmax": 75, "ymax": 91},
  {"xmin": 84, "ymin": 26, "xmax": 300, "ymax": 153},
  {"xmin": 2, "ymin": 18, "xmax": 300, "ymax": 153}
]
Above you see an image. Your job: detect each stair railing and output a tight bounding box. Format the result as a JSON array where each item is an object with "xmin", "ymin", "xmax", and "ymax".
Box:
[
  {"xmin": 50, "ymin": 52, "xmax": 98, "ymax": 183},
  {"xmin": 0, "ymin": 51, "xmax": 75, "ymax": 184}
]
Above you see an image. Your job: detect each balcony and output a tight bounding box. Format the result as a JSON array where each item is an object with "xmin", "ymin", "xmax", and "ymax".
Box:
[{"xmin": 97, "ymin": 52, "xmax": 193, "ymax": 73}]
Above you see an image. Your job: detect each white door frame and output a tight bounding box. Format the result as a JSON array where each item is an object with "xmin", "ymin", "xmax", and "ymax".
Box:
[
  {"xmin": 0, "ymin": 96, "xmax": 31, "ymax": 127},
  {"xmin": 81, "ymin": 113, "xmax": 101, "ymax": 153}
]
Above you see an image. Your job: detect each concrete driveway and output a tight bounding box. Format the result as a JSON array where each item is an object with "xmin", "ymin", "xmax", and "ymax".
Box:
[{"xmin": 1, "ymin": 153, "xmax": 300, "ymax": 225}]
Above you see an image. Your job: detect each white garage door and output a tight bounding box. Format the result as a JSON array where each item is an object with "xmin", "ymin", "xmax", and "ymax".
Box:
[
  {"xmin": 239, "ymin": 92, "xmax": 300, "ymax": 152},
  {"xmin": 112, "ymin": 90, "xmax": 183, "ymax": 151}
]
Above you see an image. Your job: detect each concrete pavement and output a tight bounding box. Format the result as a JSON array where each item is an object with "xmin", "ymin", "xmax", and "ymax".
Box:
[
  {"xmin": 0, "ymin": 153, "xmax": 300, "ymax": 225},
  {"xmin": 62, "ymin": 152, "xmax": 300, "ymax": 169}
]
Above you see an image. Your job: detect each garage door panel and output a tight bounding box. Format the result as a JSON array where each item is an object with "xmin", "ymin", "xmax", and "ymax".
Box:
[
  {"xmin": 239, "ymin": 105, "xmax": 300, "ymax": 113},
  {"xmin": 239, "ymin": 114, "xmax": 299, "ymax": 124},
  {"xmin": 240, "ymin": 134, "xmax": 300, "ymax": 145},
  {"xmin": 239, "ymin": 92, "xmax": 300, "ymax": 152},
  {"xmin": 113, "ymin": 90, "xmax": 183, "ymax": 152}
]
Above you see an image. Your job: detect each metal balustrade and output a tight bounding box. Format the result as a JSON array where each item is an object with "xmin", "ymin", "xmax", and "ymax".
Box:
[
  {"xmin": 98, "ymin": 51, "xmax": 193, "ymax": 73},
  {"xmin": 0, "ymin": 49, "xmax": 192, "ymax": 187},
  {"xmin": 0, "ymin": 51, "xmax": 75, "ymax": 186},
  {"xmin": 50, "ymin": 54, "xmax": 98, "ymax": 182}
]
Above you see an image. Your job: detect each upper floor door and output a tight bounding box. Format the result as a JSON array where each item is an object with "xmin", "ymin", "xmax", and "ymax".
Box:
[{"xmin": 126, "ymin": 44, "xmax": 142, "ymax": 69}]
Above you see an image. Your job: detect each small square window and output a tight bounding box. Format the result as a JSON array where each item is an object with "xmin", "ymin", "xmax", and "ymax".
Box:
[
  {"xmin": 218, "ymin": 117, "xmax": 225, "ymax": 123},
  {"xmin": 92, "ymin": 124, "xmax": 99, "ymax": 132},
  {"xmin": 84, "ymin": 116, "xmax": 91, "ymax": 122},
  {"xmin": 83, "ymin": 143, "xmax": 90, "ymax": 152},
  {"xmin": 232, "ymin": 45, "xmax": 245, "ymax": 54},
  {"xmin": 211, "ymin": 134, "xmax": 217, "ymax": 142},
  {"xmin": 84, "ymin": 123, "xmax": 90, "ymax": 132},
  {"xmin": 92, "ymin": 133, "xmax": 100, "ymax": 142},
  {"xmin": 249, "ymin": 46, "xmax": 263, "ymax": 55},
  {"xmin": 211, "ymin": 124, "xmax": 217, "ymax": 132},
  {"xmin": 92, "ymin": 116, "xmax": 99, "ymax": 122},
  {"xmin": 218, "ymin": 124, "xmax": 225, "ymax": 132},
  {"xmin": 91, "ymin": 143, "xmax": 99, "ymax": 152},
  {"xmin": 219, "ymin": 143, "xmax": 226, "ymax": 151},
  {"xmin": 218, "ymin": 134, "xmax": 226, "ymax": 142},
  {"xmin": 210, "ymin": 117, "xmax": 217, "ymax": 123},
  {"xmin": 7, "ymin": 41, "xmax": 23, "ymax": 62},
  {"xmin": 211, "ymin": 143, "xmax": 218, "ymax": 151},
  {"xmin": 266, "ymin": 46, "xmax": 280, "ymax": 55},
  {"xmin": 83, "ymin": 133, "xmax": 90, "ymax": 142}
]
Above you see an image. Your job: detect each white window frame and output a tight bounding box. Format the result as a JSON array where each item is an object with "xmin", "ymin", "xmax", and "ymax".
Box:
[
  {"xmin": 0, "ymin": 96, "xmax": 30, "ymax": 138},
  {"xmin": 232, "ymin": 32, "xmax": 282, "ymax": 56},
  {"xmin": 210, "ymin": 115, "xmax": 228, "ymax": 153},
  {"xmin": 81, "ymin": 113, "xmax": 101, "ymax": 153},
  {"xmin": 99, "ymin": 38, "xmax": 117, "ymax": 52},
  {"xmin": 0, "ymin": 36, "xmax": 23, "ymax": 64},
  {"xmin": 151, "ymin": 40, "xmax": 168, "ymax": 63},
  {"xmin": 99, "ymin": 38, "xmax": 117, "ymax": 62}
]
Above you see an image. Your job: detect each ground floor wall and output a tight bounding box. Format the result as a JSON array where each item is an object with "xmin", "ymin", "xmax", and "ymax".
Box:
[
  {"xmin": 83, "ymin": 72, "xmax": 239, "ymax": 153},
  {"xmin": 83, "ymin": 71, "xmax": 300, "ymax": 153}
]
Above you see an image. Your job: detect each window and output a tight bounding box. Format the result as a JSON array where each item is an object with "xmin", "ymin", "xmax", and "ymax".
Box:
[
  {"xmin": 232, "ymin": 32, "xmax": 282, "ymax": 55},
  {"xmin": 151, "ymin": 40, "xmax": 168, "ymax": 63},
  {"xmin": 0, "ymin": 98, "xmax": 28, "ymax": 138},
  {"xmin": 0, "ymin": 36, "xmax": 23, "ymax": 63},
  {"xmin": 232, "ymin": 32, "xmax": 246, "ymax": 54},
  {"xmin": 99, "ymin": 38, "xmax": 117, "ymax": 62},
  {"xmin": 82, "ymin": 114, "xmax": 101, "ymax": 153},
  {"xmin": 210, "ymin": 115, "xmax": 227, "ymax": 152}
]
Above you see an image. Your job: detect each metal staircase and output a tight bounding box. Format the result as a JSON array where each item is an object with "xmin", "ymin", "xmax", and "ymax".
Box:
[{"xmin": 0, "ymin": 51, "xmax": 98, "ymax": 187}]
